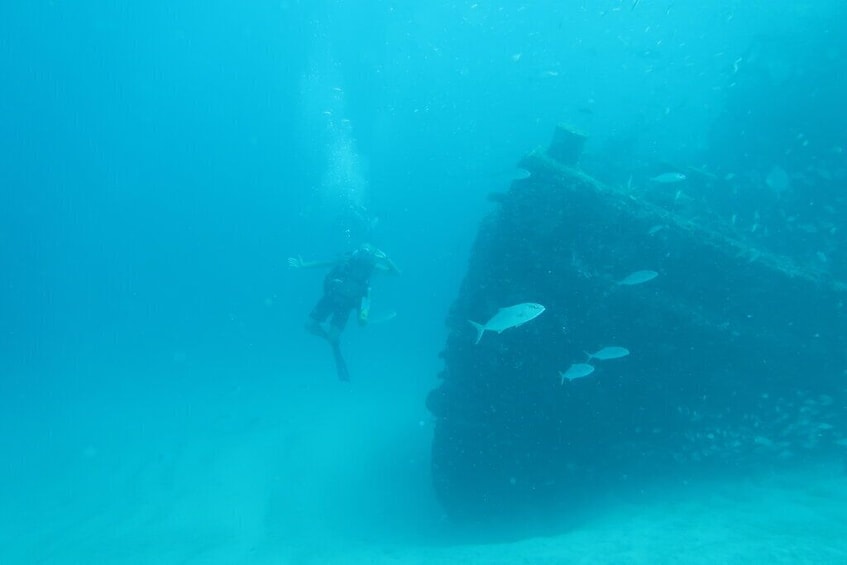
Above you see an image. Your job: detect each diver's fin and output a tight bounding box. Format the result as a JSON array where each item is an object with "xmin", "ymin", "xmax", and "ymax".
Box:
[{"xmin": 331, "ymin": 342, "xmax": 350, "ymax": 381}]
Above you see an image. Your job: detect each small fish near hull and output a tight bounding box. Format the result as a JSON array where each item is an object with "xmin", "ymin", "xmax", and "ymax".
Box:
[
  {"xmin": 765, "ymin": 166, "xmax": 790, "ymax": 193},
  {"xmin": 469, "ymin": 302, "xmax": 546, "ymax": 344},
  {"xmin": 509, "ymin": 168, "xmax": 532, "ymax": 181},
  {"xmin": 560, "ymin": 363, "xmax": 595, "ymax": 384},
  {"xmin": 650, "ymin": 172, "xmax": 687, "ymax": 184},
  {"xmin": 616, "ymin": 270, "xmax": 658, "ymax": 286},
  {"xmin": 586, "ymin": 346, "xmax": 630, "ymax": 361}
]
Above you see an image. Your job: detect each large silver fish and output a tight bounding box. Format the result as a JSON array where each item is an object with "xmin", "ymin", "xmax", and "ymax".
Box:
[
  {"xmin": 617, "ymin": 270, "xmax": 658, "ymax": 286},
  {"xmin": 560, "ymin": 363, "xmax": 595, "ymax": 384},
  {"xmin": 586, "ymin": 346, "xmax": 630, "ymax": 361},
  {"xmin": 650, "ymin": 172, "xmax": 687, "ymax": 183},
  {"xmin": 469, "ymin": 303, "xmax": 545, "ymax": 344}
]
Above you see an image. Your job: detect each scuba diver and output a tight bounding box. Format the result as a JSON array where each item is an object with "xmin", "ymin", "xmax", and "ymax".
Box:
[{"xmin": 288, "ymin": 244, "xmax": 400, "ymax": 380}]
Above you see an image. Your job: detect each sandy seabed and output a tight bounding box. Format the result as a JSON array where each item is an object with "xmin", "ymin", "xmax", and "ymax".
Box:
[{"xmin": 2, "ymin": 365, "xmax": 846, "ymax": 564}]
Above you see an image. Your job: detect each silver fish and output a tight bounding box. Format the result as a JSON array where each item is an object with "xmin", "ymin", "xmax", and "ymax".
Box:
[
  {"xmin": 510, "ymin": 167, "xmax": 532, "ymax": 181},
  {"xmin": 586, "ymin": 346, "xmax": 630, "ymax": 361},
  {"xmin": 469, "ymin": 303, "xmax": 545, "ymax": 344},
  {"xmin": 617, "ymin": 270, "xmax": 658, "ymax": 286},
  {"xmin": 560, "ymin": 363, "xmax": 595, "ymax": 384},
  {"xmin": 765, "ymin": 166, "xmax": 790, "ymax": 192},
  {"xmin": 492, "ymin": 168, "xmax": 531, "ymax": 184},
  {"xmin": 650, "ymin": 172, "xmax": 687, "ymax": 183}
]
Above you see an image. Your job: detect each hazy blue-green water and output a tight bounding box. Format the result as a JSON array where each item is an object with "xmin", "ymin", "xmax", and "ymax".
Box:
[{"xmin": 1, "ymin": 2, "xmax": 845, "ymax": 562}]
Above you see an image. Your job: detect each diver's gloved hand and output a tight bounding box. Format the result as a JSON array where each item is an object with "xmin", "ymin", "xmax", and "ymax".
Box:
[{"xmin": 287, "ymin": 255, "xmax": 304, "ymax": 269}]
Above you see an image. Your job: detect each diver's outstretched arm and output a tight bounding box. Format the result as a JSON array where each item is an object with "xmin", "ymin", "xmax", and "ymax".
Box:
[
  {"xmin": 375, "ymin": 256, "xmax": 401, "ymax": 275},
  {"xmin": 287, "ymin": 255, "xmax": 339, "ymax": 270}
]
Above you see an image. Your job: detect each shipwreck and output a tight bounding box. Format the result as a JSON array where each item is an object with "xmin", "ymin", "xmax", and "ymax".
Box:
[{"xmin": 427, "ymin": 126, "xmax": 847, "ymax": 521}]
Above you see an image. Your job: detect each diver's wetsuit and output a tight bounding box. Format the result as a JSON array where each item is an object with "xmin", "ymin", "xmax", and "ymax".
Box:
[
  {"xmin": 307, "ymin": 250, "xmax": 376, "ymax": 380},
  {"xmin": 309, "ymin": 253, "xmax": 373, "ymax": 332}
]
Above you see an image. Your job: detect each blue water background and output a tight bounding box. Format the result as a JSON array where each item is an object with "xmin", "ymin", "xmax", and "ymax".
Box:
[{"xmin": 1, "ymin": 0, "xmax": 845, "ymax": 556}]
